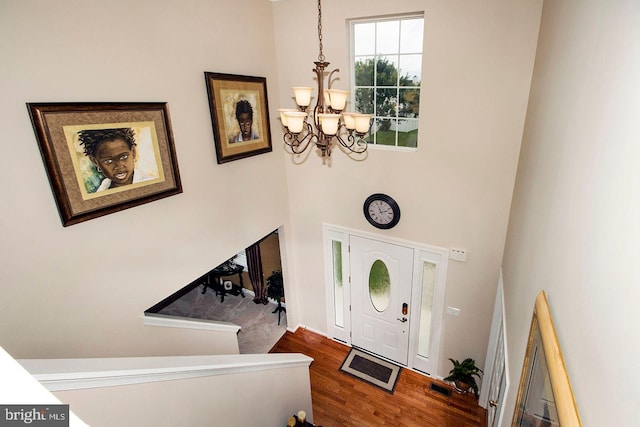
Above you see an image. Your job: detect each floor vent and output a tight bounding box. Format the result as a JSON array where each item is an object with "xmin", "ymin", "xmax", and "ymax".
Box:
[{"xmin": 429, "ymin": 382, "xmax": 452, "ymax": 397}]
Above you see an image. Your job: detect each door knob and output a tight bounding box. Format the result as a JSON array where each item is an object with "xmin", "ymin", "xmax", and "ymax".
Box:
[
  {"xmin": 397, "ymin": 317, "xmax": 407, "ymax": 323},
  {"xmin": 489, "ymin": 400, "xmax": 498, "ymax": 408}
]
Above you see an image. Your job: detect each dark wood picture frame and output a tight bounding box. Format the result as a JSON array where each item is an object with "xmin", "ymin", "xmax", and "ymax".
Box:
[
  {"xmin": 27, "ymin": 102, "xmax": 182, "ymax": 227},
  {"xmin": 204, "ymin": 72, "xmax": 272, "ymax": 164}
]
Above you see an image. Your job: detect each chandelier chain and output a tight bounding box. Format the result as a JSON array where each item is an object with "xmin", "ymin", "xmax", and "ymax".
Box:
[{"xmin": 317, "ymin": 0, "xmax": 325, "ymax": 61}]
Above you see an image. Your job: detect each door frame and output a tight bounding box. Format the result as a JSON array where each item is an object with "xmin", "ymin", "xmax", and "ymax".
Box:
[
  {"xmin": 323, "ymin": 224, "xmax": 449, "ymax": 374},
  {"xmin": 479, "ymin": 270, "xmax": 509, "ymax": 425}
]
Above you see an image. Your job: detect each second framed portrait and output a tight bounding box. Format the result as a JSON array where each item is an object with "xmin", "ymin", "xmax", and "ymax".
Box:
[{"xmin": 204, "ymin": 72, "xmax": 272, "ymax": 164}]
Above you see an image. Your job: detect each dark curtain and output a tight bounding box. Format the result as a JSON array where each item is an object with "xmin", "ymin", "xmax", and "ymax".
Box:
[{"xmin": 246, "ymin": 242, "xmax": 266, "ymax": 303}]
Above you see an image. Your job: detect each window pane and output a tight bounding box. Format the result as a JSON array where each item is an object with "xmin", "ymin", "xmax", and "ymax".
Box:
[
  {"xmin": 376, "ymin": 88, "xmax": 397, "ymax": 117},
  {"xmin": 332, "ymin": 240, "xmax": 344, "ymax": 328},
  {"xmin": 399, "ymin": 88, "xmax": 420, "ymax": 118},
  {"xmin": 354, "ymin": 22, "xmax": 375, "ymax": 55},
  {"xmin": 400, "ymin": 18, "xmax": 424, "ymax": 53},
  {"xmin": 369, "ymin": 260, "xmax": 390, "ymax": 312},
  {"xmin": 399, "ymin": 54, "xmax": 422, "ymax": 86},
  {"xmin": 371, "ymin": 118, "xmax": 396, "ymax": 146},
  {"xmin": 354, "ymin": 57, "xmax": 374, "ymax": 86},
  {"xmin": 417, "ymin": 262, "xmax": 436, "ymax": 358},
  {"xmin": 375, "ymin": 56, "xmax": 399, "ymax": 86},
  {"xmin": 397, "ymin": 125, "xmax": 418, "ymax": 148},
  {"xmin": 355, "ymin": 88, "xmax": 374, "ymax": 114},
  {"xmin": 376, "ymin": 20, "xmax": 399, "ymax": 54}
]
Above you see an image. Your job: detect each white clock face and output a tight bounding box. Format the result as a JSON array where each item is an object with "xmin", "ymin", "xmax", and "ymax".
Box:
[{"xmin": 368, "ymin": 199, "xmax": 394, "ymax": 225}]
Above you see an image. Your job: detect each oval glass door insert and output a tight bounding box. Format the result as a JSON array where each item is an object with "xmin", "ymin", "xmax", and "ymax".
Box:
[{"xmin": 369, "ymin": 259, "xmax": 391, "ymax": 312}]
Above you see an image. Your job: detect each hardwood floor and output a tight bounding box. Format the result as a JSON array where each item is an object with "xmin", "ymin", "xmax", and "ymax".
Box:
[{"xmin": 270, "ymin": 328, "xmax": 486, "ymax": 427}]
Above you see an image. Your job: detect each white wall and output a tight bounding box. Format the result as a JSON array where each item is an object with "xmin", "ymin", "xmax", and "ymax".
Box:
[
  {"xmin": 54, "ymin": 365, "xmax": 313, "ymax": 427},
  {"xmin": 272, "ymin": 0, "xmax": 542, "ymax": 377},
  {"xmin": 0, "ymin": 0, "xmax": 289, "ymax": 358},
  {"xmin": 501, "ymin": 0, "xmax": 640, "ymax": 424}
]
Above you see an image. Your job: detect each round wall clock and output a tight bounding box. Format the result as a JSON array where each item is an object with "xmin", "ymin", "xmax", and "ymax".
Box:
[{"xmin": 363, "ymin": 193, "xmax": 401, "ymax": 229}]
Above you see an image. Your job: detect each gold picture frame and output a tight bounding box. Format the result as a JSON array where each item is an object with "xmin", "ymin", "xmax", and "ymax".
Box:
[
  {"xmin": 512, "ymin": 291, "xmax": 581, "ymax": 427},
  {"xmin": 28, "ymin": 102, "xmax": 182, "ymax": 227},
  {"xmin": 204, "ymin": 72, "xmax": 272, "ymax": 164}
]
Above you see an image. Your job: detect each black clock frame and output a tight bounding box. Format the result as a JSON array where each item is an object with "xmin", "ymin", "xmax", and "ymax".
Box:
[{"xmin": 363, "ymin": 193, "xmax": 401, "ymax": 229}]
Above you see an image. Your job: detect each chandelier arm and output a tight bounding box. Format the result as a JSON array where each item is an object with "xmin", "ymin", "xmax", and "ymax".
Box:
[
  {"xmin": 341, "ymin": 125, "xmax": 360, "ymax": 149},
  {"xmin": 334, "ymin": 124, "xmax": 360, "ymax": 150},
  {"xmin": 334, "ymin": 130, "xmax": 354, "ymax": 149},
  {"xmin": 283, "ymin": 123, "xmax": 317, "ymax": 154},
  {"xmin": 312, "ymin": 104, "xmax": 322, "ymax": 131},
  {"xmin": 327, "ymin": 69, "xmax": 340, "ymax": 91},
  {"xmin": 335, "ymin": 133, "xmax": 368, "ymax": 154}
]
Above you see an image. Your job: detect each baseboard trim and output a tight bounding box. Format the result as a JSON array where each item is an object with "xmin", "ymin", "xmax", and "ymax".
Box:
[{"xmin": 290, "ymin": 324, "xmax": 327, "ymax": 337}]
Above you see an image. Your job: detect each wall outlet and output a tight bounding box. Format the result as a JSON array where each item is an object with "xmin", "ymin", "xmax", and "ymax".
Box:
[{"xmin": 449, "ymin": 248, "xmax": 467, "ymax": 262}]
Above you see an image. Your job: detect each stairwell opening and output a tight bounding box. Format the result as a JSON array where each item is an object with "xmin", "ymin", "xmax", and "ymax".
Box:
[{"xmin": 145, "ymin": 229, "xmax": 287, "ymax": 353}]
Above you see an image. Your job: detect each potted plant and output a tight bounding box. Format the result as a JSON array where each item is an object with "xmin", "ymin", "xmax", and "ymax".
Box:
[
  {"xmin": 266, "ymin": 270, "xmax": 286, "ymax": 325},
  {"xmin": 444, "ymin": 358, "xmax": 483, "ymax": 396}
]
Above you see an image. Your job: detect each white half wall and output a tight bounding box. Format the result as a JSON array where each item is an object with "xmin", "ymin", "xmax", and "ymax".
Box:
[{"xmin": 48, "ymin": 355, "xmax": 314, "ymax": 427}]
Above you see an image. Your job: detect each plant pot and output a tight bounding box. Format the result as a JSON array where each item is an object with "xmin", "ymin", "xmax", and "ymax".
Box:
[{"xmin": 453, "ymin": 380, "xmax": 471, "ymax": 394}]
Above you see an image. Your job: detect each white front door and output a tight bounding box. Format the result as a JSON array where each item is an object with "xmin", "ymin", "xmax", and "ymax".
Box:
[{"xmin": 350, "ymin": 235, "xmax": 414, "ymax": 365}]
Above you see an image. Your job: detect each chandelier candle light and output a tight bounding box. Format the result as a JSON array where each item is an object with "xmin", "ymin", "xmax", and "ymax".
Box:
[{"xmin": 278, "ymin": 0, "xmax": 372, "ymax": 158}]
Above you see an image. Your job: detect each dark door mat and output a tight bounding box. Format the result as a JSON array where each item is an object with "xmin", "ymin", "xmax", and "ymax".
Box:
[{"xmin": 339, "ymin": 348, "xmax": 402, "ymax": 394}]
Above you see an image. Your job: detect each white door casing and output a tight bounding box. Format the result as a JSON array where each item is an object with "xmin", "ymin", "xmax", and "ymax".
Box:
[
  {"xmin": 350, "ymin": 235, "xmax": 414, "ymax": 365},
  {"xmin": 488, "ymin": 334, "xmax": 507, "ymax": 427},
  {"xmin": 480, "ymin": 272, "xmax": 508, "ymax": 426}
]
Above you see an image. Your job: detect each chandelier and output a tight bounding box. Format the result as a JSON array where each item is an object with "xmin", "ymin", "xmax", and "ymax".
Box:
[{"xmin": 278, "ymin": 0, "xmax": 372, "ymax": 158}]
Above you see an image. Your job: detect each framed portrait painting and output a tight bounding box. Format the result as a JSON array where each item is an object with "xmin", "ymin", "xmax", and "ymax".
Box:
[
  {"xmin": 204, "ymin": 72, "xmax": 272, "ymax": 164},
  {"xmin": 27, "ymin": 102, "xmax": 182, "ymax": 227}
]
